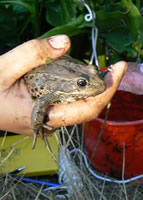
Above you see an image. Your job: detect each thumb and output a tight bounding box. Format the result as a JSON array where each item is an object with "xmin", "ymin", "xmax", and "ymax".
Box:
[{"xmin": 0, "ymin": 34, "xmax": 71, "ymax": 91}]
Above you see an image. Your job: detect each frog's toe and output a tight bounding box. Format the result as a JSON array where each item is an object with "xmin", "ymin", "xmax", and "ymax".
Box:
[
  {"xmin": 43, "ymin": 124, "xmax": 53, "ymax": 130},
  {"xmin": 43, "ymin": 115, "xmax": 53, "ymax": 130},
  {"xmin": 32, "ymin": 132, "xmax": 38, "ymax": 149},
  {"xmin": 32, "ymin": 126, "xmax": 44, "ymax": 149}
]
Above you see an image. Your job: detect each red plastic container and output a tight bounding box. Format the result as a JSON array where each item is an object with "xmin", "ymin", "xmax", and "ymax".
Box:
[{"xmin": 84, "ymin": 91, "xmax": 143, "ymax": 178}]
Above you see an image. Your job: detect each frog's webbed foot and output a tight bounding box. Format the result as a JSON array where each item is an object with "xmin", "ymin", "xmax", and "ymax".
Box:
[{"xmin": 31, "ymin": 95, "xmax": 55, "ymax": 149}]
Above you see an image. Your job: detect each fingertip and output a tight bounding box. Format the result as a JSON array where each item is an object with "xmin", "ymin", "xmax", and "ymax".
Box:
[
  {"xmin": 105, "ymin": 61, "xmax": 128, "ymax": 80},
  {"xmin": 48, "ymin": 34, "xmax": 71, "ymax": 50},
  {"xmin": 38, "ymin": 34, "xmax": 71, "ymax": 60},
  {"xmin": 112, "ymin": 61, "xmax": 128, "ymax": 74},
  {"xmin": 104, "ymin": 61, "xmax": 128, "ymax": 89}
]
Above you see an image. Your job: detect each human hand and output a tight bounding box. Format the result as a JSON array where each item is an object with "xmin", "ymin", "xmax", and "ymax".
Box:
[
  {"xmin": 118, "ymin": 62, "xmax": 143, "ymax": 94},
  {"xmin": 0, "ymin": 34, "xmax": 127, "ymax": 137},
  {"xmin": 47, "ymin": 61, "xmax": 127, "ymax": 129},
  {"xmin": 0, "ymin": 34, "xmax": 70, "ymax": 136}
]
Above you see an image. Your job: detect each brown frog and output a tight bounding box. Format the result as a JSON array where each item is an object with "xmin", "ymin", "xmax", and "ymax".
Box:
[{"xmin": 24, "ymin": 55, "xmax": 105, "ymax": 148}]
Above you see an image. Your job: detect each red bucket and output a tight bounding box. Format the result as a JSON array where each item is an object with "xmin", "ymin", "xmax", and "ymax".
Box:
[{"xmin": 84, "ymin": 91, "xmax": 143, "ymax": 178}]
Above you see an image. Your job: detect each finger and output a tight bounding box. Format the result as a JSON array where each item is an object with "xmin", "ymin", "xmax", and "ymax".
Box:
[
  {"xmin": 46, "ymin": 61, "xmax": 128, "ymax": 128},
  {"xmin": 0, "ymin": 34, "xmax": 71, "ymax": 91}
]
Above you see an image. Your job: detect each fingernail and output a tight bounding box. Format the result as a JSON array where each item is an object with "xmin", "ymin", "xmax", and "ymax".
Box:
[{"xmin": 48, "ymin": 35, "xmax": 69, "ymax": 49}]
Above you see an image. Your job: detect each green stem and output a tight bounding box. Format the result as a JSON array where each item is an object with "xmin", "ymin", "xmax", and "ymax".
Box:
[
  {"xmin": 0, "ymin": 0, "xmax": 41, "ymax": 38},
  {"xmin": 90, "ymin": 103, "xmax": 111, "ymax": 162},
  {"xmin": 0, "ymin": 1, "xmax": 33, "ymax": 14},
  {"xmin": 136, "ymin": 0, "xmax": 141, "ymax": 11},
  {"xmin": 19, "ymin": 16, "xmax": 32, "ymax": 36},
  {"xmin": 33, "ymin": 0, "xmax": 40, "ymax": 37}
]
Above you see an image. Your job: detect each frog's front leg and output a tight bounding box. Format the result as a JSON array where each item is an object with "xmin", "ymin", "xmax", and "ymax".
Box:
[{"xmin": 31, "ymin": 94, "xmax": 56, "ymax": 149}]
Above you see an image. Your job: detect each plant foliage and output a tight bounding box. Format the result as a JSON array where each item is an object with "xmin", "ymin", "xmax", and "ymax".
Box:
[{"xmin": 1, "ymin": 0, "xmax": 143, "ymax": 66}]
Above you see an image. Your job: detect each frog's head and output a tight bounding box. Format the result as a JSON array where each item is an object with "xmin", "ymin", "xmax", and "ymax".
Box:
[{"xmin": 55, "ymin": 63, "xmax": 106, "ymax": 103}]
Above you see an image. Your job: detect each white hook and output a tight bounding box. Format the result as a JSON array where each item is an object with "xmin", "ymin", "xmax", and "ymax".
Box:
[
  {"xmin": 83, "ymin": 2, "xmax": 99, "ymax": 67},
  {"xmin": 84, "ymin": 3, "xmax": 93, "ymax": 22}
]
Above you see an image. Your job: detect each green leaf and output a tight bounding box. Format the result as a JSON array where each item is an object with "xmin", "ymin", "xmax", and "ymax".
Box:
[
  {"xmin": 121, "ymin": 0, "xmax": 143, "ymax": 43},
  {"xmin": 0, "ymin": 5, "xmax": 19, "ymax": 50},
  {"xmin": 96, "ymin": 2, "xmax": 129, "ymax": 31},
  {"xmin": 44, "ymin": 0, "xmax": 77, "ymax": 27},
  {"xmin": 39, "ymin": 25, "xmax": 87, "ymax": 38},
  {"xmin": 39, "ymin": 15, "xmax": 91, "ymax": 39},
  {"xmin": 0, "ymin": 0, "xmax": 34, "ymax": 14},
  {"xmin": 105, "ymin": 26, "xmax": 135, "ymax": 56}
]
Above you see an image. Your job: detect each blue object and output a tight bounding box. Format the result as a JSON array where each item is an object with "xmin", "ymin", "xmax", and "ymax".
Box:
[
  {"xmin": 10, "ymin": 167, "xmax": 60, "ymax": 187},
  {"xmin": 17, "ymin": 176, "xmax": 60, "ymax": 187}
]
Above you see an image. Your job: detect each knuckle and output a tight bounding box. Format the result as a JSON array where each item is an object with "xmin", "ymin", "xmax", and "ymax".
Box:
[
  {"xmin": 26, "ymin": 39, "xmax": 41, "ymax": 52},
  {"xmin": 25, "ymin": 39, "xmax": 45, "ymax": 61}
]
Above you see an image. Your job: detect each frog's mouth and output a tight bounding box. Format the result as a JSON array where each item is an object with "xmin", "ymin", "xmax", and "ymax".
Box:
[{"xmin": 54, "ymin": 87, "xmax": 105, "ymax": 104}]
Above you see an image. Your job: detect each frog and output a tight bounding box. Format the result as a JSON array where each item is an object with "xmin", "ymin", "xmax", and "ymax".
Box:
[{"xmin": 24, "ymin": 55, "xmax": 106, "ymax": 148}]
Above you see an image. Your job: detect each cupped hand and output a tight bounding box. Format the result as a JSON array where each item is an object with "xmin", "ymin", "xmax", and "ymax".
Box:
[
  {"xmin": 0, "ymin": 35, "xmax": 70, "ymax": 136},
  {"xmin": 0, "ymin": 34, "xmax": 128, "ymax": 137},
  {"xmin": 47, "ymin": 61, "xmax": 127, "ymax": 129}
]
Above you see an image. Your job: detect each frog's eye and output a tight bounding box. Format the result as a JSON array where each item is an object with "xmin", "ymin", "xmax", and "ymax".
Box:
[{"xmin": 77, "ymin": 79, "xmax": 88, "ymax": 87}]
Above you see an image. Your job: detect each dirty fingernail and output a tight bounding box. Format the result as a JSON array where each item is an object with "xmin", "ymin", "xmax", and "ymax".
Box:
[{"xmin": 48, "ymin": 34, "xmax": 69, "ymax": 49}]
